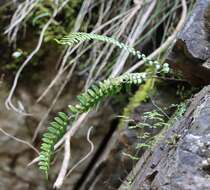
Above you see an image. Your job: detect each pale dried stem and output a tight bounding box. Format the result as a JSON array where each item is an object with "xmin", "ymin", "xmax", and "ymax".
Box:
[
  {"xmin": 0, "ymin": 127, "xmax": 39, "ymax": 154},
  {"xmin": 53, "ymin": 126, "xmax": 94, "ymax": 189},
  {"xmin": 126, "ymin": 0, "xmax": 187, "ymax": 73},
  {"xmin": 111, "ymin": 0, "xmax": 157, "ymax": 77},
  {"xmin": 53, "ymin": 132, "xmax": 71, "ymax": 189},
  {"xmin": 66, "ymin": 126, "xmax": 94, "ymax": 176},
  {"xmin": 5, "ymin": 0, "xmax": 70, "ymax": 113},
  {"xmin": 28, "ymin": 113, "xmax": 89, "ymax": 166},
  {"xmin": 32, "ymin": 60, "xmax": 77, "ymax": 141}
]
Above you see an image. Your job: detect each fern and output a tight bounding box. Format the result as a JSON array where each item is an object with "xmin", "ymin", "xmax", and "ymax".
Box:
[
  {"xmin": 39, "ymin": 112, "xmax": 69, "ymax": 178},
  {"xmin": 56, "ymin": 32, "xmax": 169, "ymax": 71},
  {"xmin": 68, "ymin": 73, "xmax": 147, "ymax": 116},
  {"xmin": 39, "ymin": 32, "xmax": 170, "ymax": 178},
  {"xmin": 38, "ymin": 73, "xmax": 148, "ymax": 177}
]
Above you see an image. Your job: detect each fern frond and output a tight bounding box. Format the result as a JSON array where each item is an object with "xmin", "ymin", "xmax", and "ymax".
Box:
[
  {"xmin": 56, "ymin": 32, "xmax": 170, "ymax": 73},
  {"xmin": 39, "ymin": 33, "xmax": 170, "ymax": 178},
  {"xmin": 38, "ymin": 73, "xmax": 147, "ymax": 177},
  {"xmin": 56, "ymin": 32, "xmax": 163, "ymax": 69},
  {"xmin": 68, "ymin": 73, "xmax": 147, "ymax": 115},
  {"xmin": 38, "ymin": 111, "xmax": 68, "ymax": 178}
]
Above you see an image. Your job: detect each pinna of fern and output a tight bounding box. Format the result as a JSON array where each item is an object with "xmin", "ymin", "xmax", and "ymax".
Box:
[{"xmin": 39, "ymin": 32, "xmax": 170, "ymax": 178}]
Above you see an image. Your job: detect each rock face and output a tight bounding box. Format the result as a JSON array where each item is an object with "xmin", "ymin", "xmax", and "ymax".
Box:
[
  {"xmin": 123, "ymin": 85, "xmax": 210, "ymax": 190},
  {"xmin": 76, "ymin": 83, "xmax": 181, "ymax": 190},
  {"xmin": 167, "ymin": 0, "xmax": 210, "ymax": 85}
]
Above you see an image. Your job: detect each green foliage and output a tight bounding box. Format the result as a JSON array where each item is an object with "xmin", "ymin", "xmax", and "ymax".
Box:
[
  {"xmin": 122, "ymin": 152, "xmax": 139, "ymax": 161},
  {"xmin": 134, "ymin": 101, "xmax": 188, "ymax": 152},
  {"xmin": 39, "ymin": 32, "xmax": 170, "ymax": 178},
  {"xmin": 28, "ymin": 0, "xmax": 83, "ymax": 41},
  {"xmin": 118, "ymin": 78, "xmax": 155, "ymax": 129},
  {"xmin": 39, "ymin": 112, "xmax": 68, "ymax": 178},
  {"xmin": 68, "ymin": 73, "xmax": 148, "ymax": 116},
  {"xmin": 123, "ymin": 101, "xmax": 188, "ymax": 177},
  {"xmin": 39, "ymin": 73, "xmax": 149, "ymax": 177},
  {"xmin": 56, "ymin": 32, "xmax": 169, "ymax": 73},
  {"xmin": 139, "ymin": 110, "xmax": 169, "ymax": 129},
  {"xmin": 130, "ymin": 109, "xmax": 168, "ymax": 150},
  {"xmin": 169, "ymin": 101, "xmax": 188, "ymax": 123},
  {"xmin": 122, "ymin": 109, "xmax": 168, "ymax": 165}
]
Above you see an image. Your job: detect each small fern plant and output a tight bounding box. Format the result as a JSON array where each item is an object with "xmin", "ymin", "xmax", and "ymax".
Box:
[{"xmin": 38, "ymin": 32, "xmax": 169, "ymax": 178}]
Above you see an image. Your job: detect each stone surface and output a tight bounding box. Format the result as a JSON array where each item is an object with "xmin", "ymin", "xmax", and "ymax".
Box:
[
  {"xmin": 77, "ymin": 83, "xmax": 181, "ymax": 190},
  {"xmin": 125, "ymin": 85, "xmax": 210, "ymax": 190},
  {"xmin": 167, "ymin": 0, "xmax": 210, "ymax": 85}
]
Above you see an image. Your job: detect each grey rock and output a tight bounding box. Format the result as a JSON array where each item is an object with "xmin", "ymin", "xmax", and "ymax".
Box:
[
  {"xmin": 127, "ymin": 85, "xmax": 210, "ymax": 190},
  {"xmin": 167, "ymin": 0, "xmax": 210, "ymax": 85}
]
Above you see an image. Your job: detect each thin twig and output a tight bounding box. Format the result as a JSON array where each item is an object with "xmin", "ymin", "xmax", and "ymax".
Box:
[
  {"xmin": 126, "ymin": 0, "xmax": 187, "ymax": 73},
  {"xmin": 32, "ymin": 61, "xmax": 77, "ymax": 141},
  {"xmin": 0, "ymin": 127, "xmax": 39, "ymax": 155},
  {"xmin": 5, "ymin": 0, "xmax": 70, "ymax": 113},
  {"xmin": 111, "ymin": 0, "xmax": 156, "ymax": 77},
  {"xmin": 28, "ymin": 112, "xmax": 89, "ymax": 166},
  {"xmin": 53, "ymin": 126, "xmax": 94, "ymax": 189},
  {"xmin": 53, "ymin": 131, "xmax": 71, "ymax": 189},
  {"xmin": 66, "ymin": 126, "xmax": 94, "ymax": 176}
]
